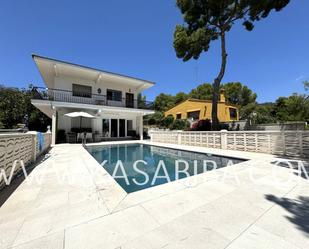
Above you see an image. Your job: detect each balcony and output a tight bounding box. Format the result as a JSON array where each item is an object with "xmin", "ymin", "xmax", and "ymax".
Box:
[{"xmin": 31, "ymin": 87, "xmax": 154, "ymax": 110}]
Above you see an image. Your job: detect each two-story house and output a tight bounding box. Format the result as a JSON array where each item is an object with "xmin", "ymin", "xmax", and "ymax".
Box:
[{"xmin": 31, "ymin": 54, "xmax": 155, "ymax": 145}]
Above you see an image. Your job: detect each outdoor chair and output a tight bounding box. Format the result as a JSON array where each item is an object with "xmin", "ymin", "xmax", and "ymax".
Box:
[{"xmin": 85, "ymin": 132, "xmax": 93, "ymax": 143}]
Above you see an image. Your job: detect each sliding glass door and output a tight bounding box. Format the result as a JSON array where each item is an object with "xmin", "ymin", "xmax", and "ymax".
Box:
[
  {"xmin": 102, "ymin": 119, "xmax": 109, "ymax": 137},
  {"xmin": 111, "ymin": 119, "xmax": 118, "ymax": 137},
  {"xmin": 104, "ymin": 118, "xmax": 133, "ymax": 138},
  {"xmin": 119, "ymin": 119, "xmax": 125, "ymax": 137}
]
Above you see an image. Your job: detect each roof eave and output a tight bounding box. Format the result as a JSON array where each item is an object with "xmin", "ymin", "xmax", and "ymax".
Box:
[{"xmin": 32, "ymin": 53, "xmax": 155, "ymax": 86}]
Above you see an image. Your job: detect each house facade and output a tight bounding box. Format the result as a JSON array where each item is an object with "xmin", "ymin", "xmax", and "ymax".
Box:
[
  {"xmin": 164, "ymin": 91, "xmax": 239, "ymax": 122},
  {"xmin": 31, "ymin": 55, "xmax": 155, "ymax": 145}
]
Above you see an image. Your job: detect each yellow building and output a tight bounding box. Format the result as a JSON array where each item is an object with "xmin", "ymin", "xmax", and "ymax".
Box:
[{"xmin": 164, "ymin": 91, "xmax": 239, "ymax": 122}]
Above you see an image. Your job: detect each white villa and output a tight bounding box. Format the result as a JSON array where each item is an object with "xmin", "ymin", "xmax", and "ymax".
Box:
[{"xmin": 31, "ymin": 54, "xmax": 155, "ymax": 145}]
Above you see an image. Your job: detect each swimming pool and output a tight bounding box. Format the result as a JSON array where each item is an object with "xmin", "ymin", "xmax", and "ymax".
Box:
[{"xmin": 86, "ymin": 143, "xmax": 246, "ymax": 193}]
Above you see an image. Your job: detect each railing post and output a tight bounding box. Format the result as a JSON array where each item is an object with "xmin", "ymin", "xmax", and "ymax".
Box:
[
  {"xmin": 27, "ymin": 132, "xmax": 38, "ymax": 161},
  {"xmin": 255, "ymin": 133, "xmax": 258, "ymax": 152},
  {"xmin": 220, "ymin": 130, "xmax": 227, "ymax": 150},
  {"xmin": 243, "ymin": 132, "xmax": 247, "ymax": 151},
  {"xmin": 177, "ymin": 131, "xmax": 182, "ymax": 145},
  {"xmin": 268, "ymin": 133, "xmax": 271, "ymax": 154}
]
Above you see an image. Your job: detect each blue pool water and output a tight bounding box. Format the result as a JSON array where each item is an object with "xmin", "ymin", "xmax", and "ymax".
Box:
[{"xmin": 86, "ymin": 143, "xmax": 246, "ymax": 193}]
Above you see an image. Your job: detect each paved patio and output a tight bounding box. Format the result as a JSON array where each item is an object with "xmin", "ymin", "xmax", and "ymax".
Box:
[{"xmin": 0, "ymin": 142, "xmax": 308, "ymax": 249}]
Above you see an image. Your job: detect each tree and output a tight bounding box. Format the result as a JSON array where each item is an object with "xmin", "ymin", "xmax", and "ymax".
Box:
[
  {"xmin": 189, "ymin": 83, "xmax": 212, "ymax": 100},
  {"xmin": 0, "ymin": 85, "xmax": 51, "ymax": 131},
  {"xmin": 0, "ymin": 85, "xmax": 27, "ymax": 129},
  {"xmin": 254, "ymin": 103, "xmax": 276, "ymax": 124},
  {"xmin": 137, "ymin": 93, "xmax": 147, "ymax": 109},
  {"xmin": 154, "ymin": 93, "xmax": 175, "ymax": 112},
  {"xmin": 239, "ymin": 102, "xmax": 256, "ymax": 120},
  {"xmin": 144, "ymin": 112, "xmax": 164, "ymax": 126},
  {"xmin": 175, "ymin": 91, "xmax": 188, "ymax": 104},
  {"xmin": 286, "ymin": 94, "xmax": 308, "ymax": 121},
  {"xmin": 273, "ymin": 97, "xmax": 289, "ymax": 121},
  {"xmin": 223, "ymin": 82, "xmax": 257, "ymax": 106},
  {"xmin": 173, "ymin": 0, "xmax": 289, "ymax": 130}
]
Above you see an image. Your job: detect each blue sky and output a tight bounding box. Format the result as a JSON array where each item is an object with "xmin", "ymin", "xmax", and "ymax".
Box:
[{"xmin": 0, "ymin": 0, "xmax": 308, "ymax": 103}]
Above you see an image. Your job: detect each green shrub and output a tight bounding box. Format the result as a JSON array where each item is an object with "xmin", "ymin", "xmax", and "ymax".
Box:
[
  {"xmin": 147, "ymin": 118, "xmax": 157, "ymax": 125},
  {"xmin": 160, "ymin": 115, "xmax": 174, "ymax": 128},
  {"xmin": 170, "ymin": 119, "xmax": 190, "ymax": 130}
]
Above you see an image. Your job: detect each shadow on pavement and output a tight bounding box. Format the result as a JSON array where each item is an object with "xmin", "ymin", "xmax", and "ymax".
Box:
[
  {"xmin": 271, "ymin": 159, "xmax": 309, "ymax": 180},
  {"xmin": 266, "ymin": 194, "xmax": 309, "ymax": 236},
  {"xmin": 0, "ymin": 152, "xmax": 51, "ymax": 207}
]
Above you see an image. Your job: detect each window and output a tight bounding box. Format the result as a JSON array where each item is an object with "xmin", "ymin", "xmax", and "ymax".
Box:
[
  {"xmin": 107, "ymin": 89, "xmax": 122, "ymax": 101},
  {"xmin": 127, "ymin": 120, "xmax": 134, "ymax": 136},
  {"xmin": 229, "ymin": 108, "xmax": 237, "ymax": 119},
  {"xmin": 127, "ymin": 120, "xmax": 133, "ymax": 131},
  {"xmin": 187, "ymin": 111, "xmax": 200, "ymax": 121},
  {"xmin": 72, "ymin": 84, "xmax": 92, "ymax": 98},
  {"xmin": 176, "ymin": 113, "xmax": 182, "ymax": 119}
]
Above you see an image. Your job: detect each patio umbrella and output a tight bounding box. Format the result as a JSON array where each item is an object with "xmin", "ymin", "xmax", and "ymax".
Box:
[{"xmin": 65, "ymin": 111, "xmax": 95, "ymax": 131}]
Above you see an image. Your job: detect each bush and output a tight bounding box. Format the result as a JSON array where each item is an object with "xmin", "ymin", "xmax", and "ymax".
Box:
[
  {"xmin": 190, "ymin": 119, "xmax": 211, "ymax": 131},
  {"xmin": 170, "ymin": 119, "xmax": 190, "ymax": 130},
  {"xmin": 219, "ymin": 123, "xmax": 230, "ymax": 130},
  {"xmin": 160, "ymin": 115, "xmax": 174, "ymax": 128},
  {"xmin": 148, "ymin": 118, "xmax": 156, "ymax": 125},
  {"xmin": 144, "ymin": 112, "xmax": 164, "ymax": 126}
]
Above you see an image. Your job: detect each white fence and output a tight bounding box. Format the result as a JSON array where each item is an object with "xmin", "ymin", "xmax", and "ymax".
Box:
[
  {"xmin": 0, "ymin": 132, "xmax": 52, "ymax": 189},
  {"xmin": 149, "ymin": 130, "xmax": 309, "ymax": 159}
]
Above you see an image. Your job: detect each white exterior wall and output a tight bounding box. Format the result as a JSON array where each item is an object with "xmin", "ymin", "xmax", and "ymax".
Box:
[
  {"xmin": 56, "ymin": 108, "xmax": 138, "ymax": 137},
  {"xmin": 48, "ymin": 75, "xmax": 149, "ymax": 140},
  {"xmin": 54, "ymin": 76, "xmax": 142, "ymax": 108}
]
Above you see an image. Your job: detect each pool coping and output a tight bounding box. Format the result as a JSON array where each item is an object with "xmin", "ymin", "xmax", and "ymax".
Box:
[{"xmin": 83, "ymin": 140, "xmax": 276, "ymax": 213}]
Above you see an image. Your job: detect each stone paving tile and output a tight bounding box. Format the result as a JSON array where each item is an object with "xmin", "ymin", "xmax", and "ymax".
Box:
[
  {"xmin": 64, "ymin": 205, "xmax": 159, "ymax": 249},
  {"xmin": 121, "ymin": 224, "xmax": 230, "ymax": 249},
  {"xmin": 112, "ymin": 180, "xmax": 186, "ymax": 213},
  {"xmin": 12, "ymin": 196, "xmax": 109, "ymax": 247},
  {"xmin": 9, "ymin": 231, "xmax": 64, "ymax": 249},
  {"xmin": 141, "ymin": 188, "xmax": 207, "ymax": 225},
  {"xmin": 0, "ymin": 218, "xmax": 25, "ymax": 249},
  {"xmin": 254, "ymin": 195, "xmax": 309, "ymax": 249},
  {"xmin": 226, "ymin": 225, "xmax": 301, "ymax": 249}
]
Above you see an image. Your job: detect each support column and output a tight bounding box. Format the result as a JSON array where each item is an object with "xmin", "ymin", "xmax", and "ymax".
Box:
[
  {"xmin": 51, "ymin": 109, "xmax": 57, "ymax": 146},
  {"xmin": 139, "ymin": 115, "xmax": 143, "ymax": 140}
]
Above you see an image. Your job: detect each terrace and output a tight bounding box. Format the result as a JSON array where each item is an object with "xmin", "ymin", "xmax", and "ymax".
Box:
[
  {"xmin": 31, "ymin": 86, "xmax": 155, "ymax": 110},
  {"xmin": 0, "ymin": 140, "xmax": 308, "ymax": 249}
]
